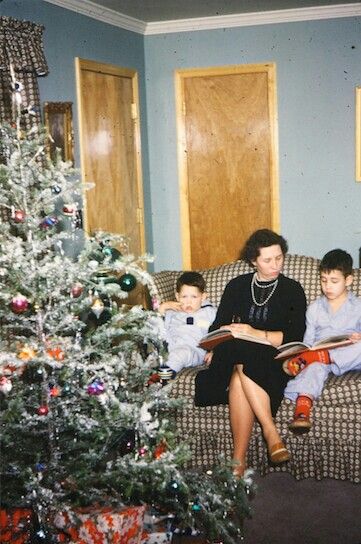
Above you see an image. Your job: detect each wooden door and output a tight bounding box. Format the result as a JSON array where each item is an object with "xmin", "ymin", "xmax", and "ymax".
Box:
[
  {"xmin": 75, "ymin": 58, "xmax": 145, "ymax": 257},
  {"xmin": 175, "ymin": 64, "xmax": 279, "ymax": 269}
]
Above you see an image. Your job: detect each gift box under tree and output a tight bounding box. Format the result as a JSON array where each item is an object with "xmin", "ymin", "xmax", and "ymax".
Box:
[{"xmin": 54, "ymin": 505, "xmax": 146, "ymax": 544}]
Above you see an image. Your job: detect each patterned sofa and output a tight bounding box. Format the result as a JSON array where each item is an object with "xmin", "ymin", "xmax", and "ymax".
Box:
[{"xmin": 152, "ymin": 254, "xmax": 361, "ymax": 482}]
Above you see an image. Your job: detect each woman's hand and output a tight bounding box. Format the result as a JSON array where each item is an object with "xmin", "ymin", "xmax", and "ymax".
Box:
[
  {"xmin": 226, "ymin": 323, "xmax": 256, "ymax": 336},
  {"xmin": 204, "ymin": 351, "xmax": 213, "ymax": 366}
]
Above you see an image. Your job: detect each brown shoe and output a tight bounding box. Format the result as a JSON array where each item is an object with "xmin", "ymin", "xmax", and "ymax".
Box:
[
  {"xmin": 268, "ymin": 441, "xmax": 290, "ymax": 464},
  {"xmin": 289, "ymin": 414, "xmax": 312, "ymax": 434}
]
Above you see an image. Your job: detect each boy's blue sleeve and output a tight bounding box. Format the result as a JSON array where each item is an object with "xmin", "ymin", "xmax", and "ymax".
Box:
[{"xmin": 303, "ymin": 302, "xmax": 318, "ymax": 346}]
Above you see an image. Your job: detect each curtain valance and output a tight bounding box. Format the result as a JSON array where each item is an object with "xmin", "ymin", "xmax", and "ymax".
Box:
[
  {"xmin": 0, "ymin": 16, "xmax": 48, "ymax": 75},
  {"xmin": 0, "ymin": 16, "xmax": 48, "ymax": 130}
]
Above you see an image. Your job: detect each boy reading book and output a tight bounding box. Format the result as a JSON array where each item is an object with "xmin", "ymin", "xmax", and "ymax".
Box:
[
  {"xmin": 158, "ymin": 271, "xmax": 216, "ymax": 374},
  {"xmin": 284, "ymin": 249, "xmax": 361, "ymax": 432}
]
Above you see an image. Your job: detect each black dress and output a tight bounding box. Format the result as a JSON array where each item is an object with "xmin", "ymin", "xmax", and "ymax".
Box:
[{"xmin": 194, "ymin": 273, "xmax": 307, "ymax": 415}]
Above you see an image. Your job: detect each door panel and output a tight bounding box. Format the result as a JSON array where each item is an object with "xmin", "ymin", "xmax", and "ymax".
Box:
[
  {"xmin": 75, "ymin": 58, "xmax": 145, "ymax": 256},
  {"xmin": 176, "ymin": 64, "xmax": 279, "ymax": 270}
]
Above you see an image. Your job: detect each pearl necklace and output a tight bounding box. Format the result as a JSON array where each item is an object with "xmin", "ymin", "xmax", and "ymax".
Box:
[{"xmin": 251, "ymin": 273, "xmax": 279, "ymax": 307}]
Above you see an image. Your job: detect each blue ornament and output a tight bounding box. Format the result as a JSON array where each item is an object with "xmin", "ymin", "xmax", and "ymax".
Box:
[
  {"xmin": 101, "ymin": 245, "xmax": 121, "ymax": 261},
  {"xmin": 62, "ymin": 383, "xmax": 71, "ymax": 395},
  {"xmin": 51, "ymin": 184, "xmax": 62, "ymax": 194},
  {"xmin": 35, "ymin": 463, "xmax": 46, "ymax": 472},
  {"xmin": 40, "ymin": 216, "xmax": 58, "ymax": 229},
  {"xmin": 87, "ymin": 380, "xmax": 105, "ymax": 395},
  {"xmin": 118, "ymin": 273, "xmax": 137, "ymax": 292}
]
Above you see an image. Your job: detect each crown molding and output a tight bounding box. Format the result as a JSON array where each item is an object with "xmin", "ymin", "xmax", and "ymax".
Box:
[
  {"xmin": 43, "ymin": 1, "xmax": 361, "ymax": 35},
  {"xmin": 144, "ymin": 3, "xmax": 361, "ymax": 35},
  {"xmin": 43, "ymin": 0, "xmax": 146, "ymax": 34}
]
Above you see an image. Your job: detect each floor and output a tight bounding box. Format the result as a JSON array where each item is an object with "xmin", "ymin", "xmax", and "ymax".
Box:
[{"xmin": 242, "ymin": 471, "xmax": 361, "ymax": 544}]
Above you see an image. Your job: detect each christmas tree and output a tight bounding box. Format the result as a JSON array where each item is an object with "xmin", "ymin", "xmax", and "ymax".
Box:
[{"xmin": 0, "ymin": 78, "xmax": 254, "ymax": 543}]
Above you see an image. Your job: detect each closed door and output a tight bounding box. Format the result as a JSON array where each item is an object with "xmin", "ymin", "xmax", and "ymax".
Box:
[
  {"xmin": 175, "ymin": 63, "xmax": 279, "ymax": 269},
  {"xmin": 75, "ymin": 58, "xmax": 145, "ymax": 256}
]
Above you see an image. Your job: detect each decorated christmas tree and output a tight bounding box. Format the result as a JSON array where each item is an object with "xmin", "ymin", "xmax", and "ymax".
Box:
[{"xmin": 0, "ymin": 79, "xmax": 253, "ymax": 544}]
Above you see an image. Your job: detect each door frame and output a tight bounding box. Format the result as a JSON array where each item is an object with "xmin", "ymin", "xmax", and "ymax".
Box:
[
  {"xmin": 75, "ymin": 57, "xmax": 146, "ymax": 254},
  {"xmin": 175, "ymin": 63, "xmax": 280, "ymax": 269}
]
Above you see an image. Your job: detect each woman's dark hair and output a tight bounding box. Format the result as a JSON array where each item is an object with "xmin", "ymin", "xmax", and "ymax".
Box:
[{"xmin": 241, "ymin": 229, "xmax": 288, "ymax": 265}]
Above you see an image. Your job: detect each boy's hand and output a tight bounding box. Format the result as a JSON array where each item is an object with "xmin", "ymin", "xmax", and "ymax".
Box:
[
  {"xmin": 349, "ymin": 332, "xmax": 361, "ymax": 343},
  {"xmin": 158, "ymin": 301, "xmax": 183, "ymax": 315},
  {"xmin": 204, "ymin": 351, "xmax": 213, "ymax": 366}
]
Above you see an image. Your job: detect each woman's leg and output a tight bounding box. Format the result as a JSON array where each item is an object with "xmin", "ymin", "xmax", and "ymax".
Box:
[
  {"xmin": 235, "ymin": 366, "xmax": 283, "ymax": 451},
  {"xmin": 228, "ymin": 368, "xmax": 255, "ymax": 469}
]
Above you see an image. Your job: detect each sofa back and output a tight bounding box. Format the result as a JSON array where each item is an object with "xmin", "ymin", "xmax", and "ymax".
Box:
[{"xmin": 152, "ymin": 254, "xmax": 361, "ymax": 308}]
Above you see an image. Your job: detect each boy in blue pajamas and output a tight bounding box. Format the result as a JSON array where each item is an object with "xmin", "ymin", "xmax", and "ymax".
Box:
[
  {"xmin": 159, "ymin": 271, "xmax": 216, "ymax": 374},
  {"xmin": 283, "ymin": 249, "xmax": 361, "ymax": 432}
]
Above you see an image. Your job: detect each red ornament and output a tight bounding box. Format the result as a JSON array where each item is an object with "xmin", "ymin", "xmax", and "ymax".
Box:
[
  {"xmin": 47, "ymin": 347, "xmax": 65, "ymax": 361},
  {"xmin": 147, "ymin": 372, "xmax": 161, "ymax": 386},
  {"xmin": 71, "ymin": 284, "xmax": 83, "ymax": 298},
  {"xmin": 49, "ymin": 386, "xmax": 60, "ymax": 397},
  {"xmin": 63, "ymin": 204, "xmax": 76, "ymax": 216},
  {"xmin": 11, "ymin": 294, "xmax": 29, "ymax": 313},
  {"xmin": 13, "ymin": 210, "xmax": 25, "ymax": 223},
  {"xmin": 37, "ymin": 405, "xmax": 49, "ymax": 416},
  {"xmin": 153, "ymin": 440, "xmax": 167, "ymax": 459}
]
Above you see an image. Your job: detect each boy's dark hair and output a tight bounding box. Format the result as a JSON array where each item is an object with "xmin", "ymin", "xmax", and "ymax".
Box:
[
  {"xmin": 241, "ymin": 229, "xmax": 288, "ymax": 265},
  {"xmin": 176, "ymin": 271, "xmax": 206, "ymax": 293},
  {"xmin": 320, "ymin": 249, "xmax": 353, "ymax": 278}
]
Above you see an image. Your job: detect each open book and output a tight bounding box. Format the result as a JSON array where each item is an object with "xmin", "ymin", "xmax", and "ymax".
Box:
[
  {"xmin": 274, "ymin": 334, "xmax": 352, "ymax": 360},
  {"xmin": 199, "ymin": 328, "xmax": 271, "ymax": 351}
]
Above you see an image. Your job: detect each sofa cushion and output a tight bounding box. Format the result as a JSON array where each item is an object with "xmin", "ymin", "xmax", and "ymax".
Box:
[
  {"xmin": 169, "ymin": 367, "xmax": 361, "ymax": 481},
  {"xmin": 152, "ymin": 254, "xmax": 327, "ymax": 308}
]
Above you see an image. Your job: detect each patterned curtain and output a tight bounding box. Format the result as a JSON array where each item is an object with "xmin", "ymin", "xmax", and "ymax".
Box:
[{"xmin": 0, "ymin": 16, "xmax": 48, "ymax": 130}]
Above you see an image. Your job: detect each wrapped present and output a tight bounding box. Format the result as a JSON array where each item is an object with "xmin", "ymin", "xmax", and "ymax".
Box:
[
  {"xmin": 0, "ymin": 508, "xmax": 33, "ymax": 544},
  {"xmin": 142, "ymin": 532, "xmax": 172, "ymax": 544},
  {"xmin": 54, "ymin": 505, "xmax": 146, "ymax": 544},
  {"xmin": 142, "ymin": 508, "xmax": 173, "ymax": 544}
]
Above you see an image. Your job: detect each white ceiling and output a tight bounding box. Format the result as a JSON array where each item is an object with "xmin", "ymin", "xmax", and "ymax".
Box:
[
  {"xmin": 43, "ymin": 0, "xmax": 361, "ymax": 34},
  {"xmin": 85, "ymin": 0, "xmax": 361, "ymax": 22}
]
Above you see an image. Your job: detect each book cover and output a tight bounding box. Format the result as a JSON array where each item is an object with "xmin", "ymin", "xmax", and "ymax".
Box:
[
  {"xmin": 274, "ymin": 334, "xmax": 352, "ymax": 359},
  {"xmin": 199, "ymin": 328, "xmax": 271, "ymax": 351}
]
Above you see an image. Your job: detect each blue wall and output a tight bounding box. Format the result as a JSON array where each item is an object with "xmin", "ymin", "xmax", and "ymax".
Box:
[
  {"xmin": 144, "ymin": 17, "xmax": 361, "ymax": 270},
  {"xmin": 1, "ymin": 1, "xmax": 361, "ymax": 270},
  {"xmin": 0, "ymin": 0, "xmax": 154, "ymax": 256}
]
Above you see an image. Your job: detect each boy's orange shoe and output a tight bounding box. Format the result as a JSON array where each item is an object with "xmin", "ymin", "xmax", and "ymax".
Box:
[
  {"xmin": 283, "ymin": 349, "xmax": 331, "ymax": 376},
  {"xmin": 289, "ymin": 395, "xmax": 313, "ymax": 434},
  {"xmin": 289, "ymin": 413, "xmax": 312, "ymax": 433}
]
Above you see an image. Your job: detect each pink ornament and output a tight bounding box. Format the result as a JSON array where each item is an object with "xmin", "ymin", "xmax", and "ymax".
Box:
[
  {"xmin": 71, "ymin": 284, "xmax": 83, "ymax": 298},
  {"xmin": 0, "ymin": 376, "xmax": 12, "ymax": 394},
  {"xmin": 138, "ymin": 446, "xmax": 148, "ymax": 457},
  {"xmin": 37, "ymin": 405, "xmax": 49, "ymax": 416},
  {"xmin": 13, "ymin": 210, "xmax": 25, "ymax": 223},
  {"xmin": 11, "ymin": 294, "xmax": 29, "ymax": 313}
]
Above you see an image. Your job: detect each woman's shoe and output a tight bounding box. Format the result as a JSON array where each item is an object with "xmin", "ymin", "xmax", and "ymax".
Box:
[{"xmin": 268, "ymin": 441, "xmax": 290, "ymax": 464}]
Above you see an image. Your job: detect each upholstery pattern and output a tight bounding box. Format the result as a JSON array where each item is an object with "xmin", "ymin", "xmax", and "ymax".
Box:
[{"xmin": 153, "ymin": 255, "xmax": 361, "ymax": 482}]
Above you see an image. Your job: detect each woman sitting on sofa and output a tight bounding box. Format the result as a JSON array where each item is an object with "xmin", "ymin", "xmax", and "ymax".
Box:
[{"xmin": 195, "ymin": 229, "xmax": 307, "ymax": 475}]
